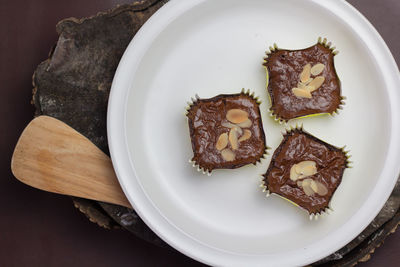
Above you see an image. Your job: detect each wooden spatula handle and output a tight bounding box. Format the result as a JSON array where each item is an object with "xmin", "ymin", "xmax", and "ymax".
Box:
[{"xmin": 11, "ymin": 116, "xmax": 132, "ymax": 209}]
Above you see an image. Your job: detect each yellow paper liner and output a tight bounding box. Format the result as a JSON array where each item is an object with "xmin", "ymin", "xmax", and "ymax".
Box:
[
  {"xmin": 259, "ymin": 124, "xmax": 352, "ymax": 220},
  {"xmin": 263, "ymin": 37, "xmax": 345, "ymax": 124},
  {"xmin": 185, "ymin": 89, "xmax": 269, "ymax": 175}
]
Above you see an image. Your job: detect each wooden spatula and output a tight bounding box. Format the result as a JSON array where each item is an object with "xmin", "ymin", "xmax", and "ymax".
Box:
[{"xmin": 11, "ymin": 115, "xmax": 132, "ymax": 209}]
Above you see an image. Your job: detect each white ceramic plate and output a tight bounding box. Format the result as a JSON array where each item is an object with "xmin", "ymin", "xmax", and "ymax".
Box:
[{"xmin": 107, "ymin": 0, "xmax": 400, "ymax": 266}]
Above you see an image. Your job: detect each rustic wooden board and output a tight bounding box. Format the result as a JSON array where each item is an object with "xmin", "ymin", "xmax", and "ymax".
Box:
[{"xmin": 31, "ymin": 0, "xmax": 399, "ymax": 265}]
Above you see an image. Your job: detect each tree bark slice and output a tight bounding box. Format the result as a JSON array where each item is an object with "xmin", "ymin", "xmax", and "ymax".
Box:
[
  {"xmin": 32, "ymin": 0, "xmax": 168, "ymax": 246},
  {"xmin": 31, "ymin": 0, "xmax": 400, "ymax": 264}
]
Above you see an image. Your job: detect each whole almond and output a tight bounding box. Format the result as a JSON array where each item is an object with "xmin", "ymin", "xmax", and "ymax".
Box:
[
  {"xmin": 316, "ymin": 181, "xmax": 328, "ymax": 196},
  {"xmin": 302, "ymin": 179, "xmax": 315, "ymax": 196},
  {"xmin": 290, "ymin": 165, "xmax": 299, "ymax": 181},
  {"xmin": 238, "ymin": 129, "xmax": 252, "ymax": 142},
  {"xmin": 292, "ymin": 88, "xmax": 312, "ymax": 98},
  {"xmin": 308, "ymin": 76, "xmax": 325, "ymax": 92},
  {"xmin": 221, "ymin": 148, "xmax": 235, "ymax": 161},
  {"xmin": 226, "ymin": 109, "xmax": 248, "ymax": 124},
  {"xmin": 311, "ymin": 63, "xmax": 325, "ymax": 76},
  {"xmin": 300, "ymin": 63, "xmax": 311, "ymax": 83},
  {"xmin": 229, "ymin": 128, "xmax": 239, "ymax": 150},
  {"xmin": 303, "ymin": 184, "xmax": 315, "ymax": 196},
  {"xmin": 216, "ymin": 133, "xmax": 228, "ymax": 151},
  {"xmin": 310, "ymin": 180, "xmax": 318, "ymax": 192}
]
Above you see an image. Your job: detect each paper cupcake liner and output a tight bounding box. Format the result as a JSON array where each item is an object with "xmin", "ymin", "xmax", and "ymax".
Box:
[
  {"xmin": 317, "ymin": 36, "xmax": 340, "ymax": 55},
  {"xmin": 188, "ymin": 158, "xmax": 212, "ymax": 176},
  {"xmin": 260, "ymin": 124, "xmax": 351, "ymax": 220},
  {"xmin": 263, "ymin": 37, "xmax": 345, "ymax": 123},
  {"xmin": 185, "ymin": 89, "xmax": 268, "ymax": 175}
]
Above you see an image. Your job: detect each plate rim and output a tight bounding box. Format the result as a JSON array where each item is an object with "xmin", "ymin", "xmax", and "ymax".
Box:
[{"xmin": 107, "ymin": 0, "xmax": 400, "ymax": 266}]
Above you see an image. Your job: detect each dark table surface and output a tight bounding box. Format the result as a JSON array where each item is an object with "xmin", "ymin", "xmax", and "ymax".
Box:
[{"xmin": 1, "ymin": 0, "xmax": 399, "ymax": 266}]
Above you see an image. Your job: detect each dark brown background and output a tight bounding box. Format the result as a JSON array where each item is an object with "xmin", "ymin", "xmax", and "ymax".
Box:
[{"xmin": 1, "ymin": 0, "xmax": 399, "ymax": 266}]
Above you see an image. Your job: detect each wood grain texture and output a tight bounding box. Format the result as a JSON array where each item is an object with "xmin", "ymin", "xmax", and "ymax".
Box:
[{"xmin": 11, "ymin": 116, "xmax": 131, "ymax": 209}]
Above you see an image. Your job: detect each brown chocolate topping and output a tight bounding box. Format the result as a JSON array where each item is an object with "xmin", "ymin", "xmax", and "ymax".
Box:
[
  {"xmin": 264, "ymin": 43, "xmax": 342, "ymax": 121},
  {"xmin": 187, "ymin": 93, "xmax": 266, "ymax": 172},
  {"xmin": 263, "ymin": 129, "xmax": 347, "ymax": 214}
]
